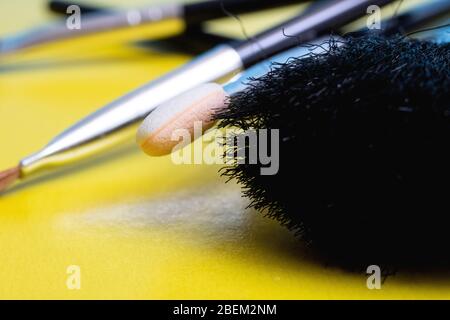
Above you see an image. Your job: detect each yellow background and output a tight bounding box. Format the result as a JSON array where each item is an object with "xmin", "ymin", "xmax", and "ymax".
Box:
[{"xmin": 0, "ymin": 0, "xmax": 449, "ymax": 299}]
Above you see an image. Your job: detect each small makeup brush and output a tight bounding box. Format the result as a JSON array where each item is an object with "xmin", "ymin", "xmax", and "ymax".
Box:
[
  {"xmin": 1, "ymin": 0, "xmax": 392, "ymax": 192},
  {"xmin": 0, "ymin": 0, "xmax": 303, "ymax": 54},
  {"xmin": 137, "ymin": 0, "xmax": 450, "ymax": 156},
  {"xmin": 137, "ymin": 36, "xmax": 340, "ymax": 156}
]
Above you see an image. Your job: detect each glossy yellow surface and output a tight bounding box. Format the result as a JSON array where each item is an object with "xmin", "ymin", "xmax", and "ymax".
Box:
[{"xmin": 0, "ymin": 0, "xmax": 449, "ymax": 299}]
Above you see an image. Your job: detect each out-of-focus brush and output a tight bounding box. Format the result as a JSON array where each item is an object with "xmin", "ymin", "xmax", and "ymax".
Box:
[{"xmin": 0, "ymin": 0, "xmax": 303, "ymax": 54}]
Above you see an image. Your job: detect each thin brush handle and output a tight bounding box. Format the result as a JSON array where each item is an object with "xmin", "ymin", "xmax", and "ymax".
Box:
[
  {"xmin": 2, "ymin": 0, "xmax": 306, "ymax": 54},
  {"xmin": 49, "ymin": 0, "xmax": 103, "ymax": 14},
  {"xmin": 48, "ymin": 0, "xmax": 305, "ymax": 23},
  {"xmin": 19, "ymin": 45, "xmax": 244, "ymax": 176},
  {"xmin": 223, "ymin": 0, "xmax": 450, "ymax": 99},
  {"xmin": 0, "ymin": 4, "xmax": 182, "ymax": 53},
  {"xmin": 233, "ymin": 0, "xmax": 394, "ymax": 67}
]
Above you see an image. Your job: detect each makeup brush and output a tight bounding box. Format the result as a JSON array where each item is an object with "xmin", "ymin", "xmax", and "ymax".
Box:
[
  {"xmin": 137, "ymin": 0, "xmax": 450, "ymax": 156},
  {"xmin": 0, "ymin": 0, "xmax": 303, "ymax": 54},
  {"xmin": 137, "ymin": 36, "xmax": 341, "ymax": 156},
  {"xmin": 0, "ymin": 0, "xmax": 393, "ymax": 192},
  {"xmin": 217, "ymin": 29, "xmax": 450, "ymax": 269}
]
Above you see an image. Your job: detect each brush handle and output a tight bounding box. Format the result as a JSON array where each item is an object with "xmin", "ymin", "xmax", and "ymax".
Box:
[
  {"xmin": 19, "ymin": 45, "xmax": 244, "ymax": 176},
  {"xmin": 233, "ymin": 0, "xmax": 394, "ymax": 67},
  {"xmin": 183, "ymin": 0, "xmax": 303, "ymax": 24},
  {"xmin": 48, "ymin": 0, "xmax": 103, "ymax": 14},
  {"xmin": 48, "ymin": 0, "xmax": 306, "ymax": 23}
]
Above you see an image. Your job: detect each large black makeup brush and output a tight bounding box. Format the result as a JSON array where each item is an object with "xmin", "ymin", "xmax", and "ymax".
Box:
[
  {"xmin": 134, "ymin": 1, "xmax": 450, "ymax": 271},
  {"xmin": 214, "ymin": 30, "xmax": 450, "ymax": 270}
]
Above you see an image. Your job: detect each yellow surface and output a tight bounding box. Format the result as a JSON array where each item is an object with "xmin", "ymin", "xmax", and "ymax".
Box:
[{"xmin": 0, "ymin": 0, "xmax": 449, "ymax": 299}]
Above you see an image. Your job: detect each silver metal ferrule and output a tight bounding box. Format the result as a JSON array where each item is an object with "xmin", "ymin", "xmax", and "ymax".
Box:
[
  {"xmin": 20, "ymin": 44, "xmax": 243, "ymax": 177},
  {"xmin": 0, "ymin": 3, "xmax": 183, "ymax": 53}
]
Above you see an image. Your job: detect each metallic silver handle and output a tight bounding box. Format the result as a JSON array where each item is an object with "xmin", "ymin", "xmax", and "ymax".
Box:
[{"xmin": 20, "ymin": 44, "xmax": 243, "ymax": 176}]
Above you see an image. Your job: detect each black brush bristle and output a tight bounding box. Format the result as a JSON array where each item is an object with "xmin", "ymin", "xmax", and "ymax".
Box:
[{"xmin": 214, "ymin": 34, "xmax": 450, "ymax": 270}]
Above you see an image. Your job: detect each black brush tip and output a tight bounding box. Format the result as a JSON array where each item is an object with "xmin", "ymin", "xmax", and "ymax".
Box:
[{"xmin": 215, "ymin": 34, "xmax": 450, "ymax": 270}]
